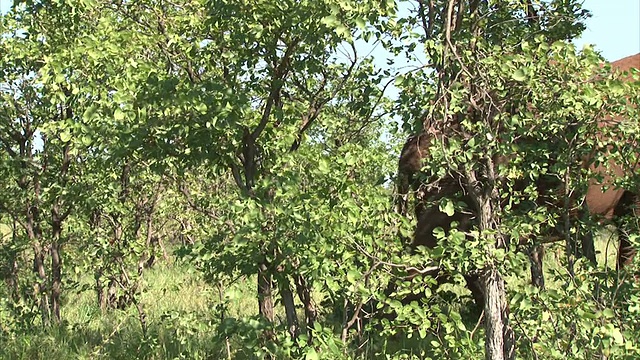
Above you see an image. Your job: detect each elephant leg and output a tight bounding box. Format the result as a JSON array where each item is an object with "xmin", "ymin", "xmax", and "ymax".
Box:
[
  {"xmin": 528, "ymin": 243, "xmax": 545, "ymax": 289},
  {"xmin": 414, "ymin": 183, "xmax": 428, "ymax": 220},
  {"xmin": 581, "ymin": 229, "xmax": 597, "ymax": 266},
  {"xmin": 464, "ymin": 273, "xmax": 484, "ymax": 309},
  {"xmin": 517, "ymin": 236, "xmax": 545, "ymax": 289},
  {"xmin": 617, "ymin": 234, "xmax": 637, "ymax": 270},
  {"xmin": 614, "ymin": 191, "xmax": 640, "ymax": 270},
  {"xmin": 579, "ymin": 202, "xmax": 597, "ymax": 265}
]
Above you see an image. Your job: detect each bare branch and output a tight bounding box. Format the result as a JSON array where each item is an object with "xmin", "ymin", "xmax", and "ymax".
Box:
[
  {"xmin": 290, "ymin": 43, "xmax": 358, "ymax": 151},
  {"xmin": 251, "ymin": 37, "xmax": 301, "ymax": 142},
  {"xmin": 230, "ymin": 161, "xmax": 249, "ymax": 195}
]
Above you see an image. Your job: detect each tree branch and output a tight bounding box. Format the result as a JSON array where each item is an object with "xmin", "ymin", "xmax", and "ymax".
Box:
[
  {"xmin": 251, "ymin": 37, "xmax": 301, "ymax": 142},
  {"xmin": 289, "ymin": 43, "xmax": 358, "ymax": 152}
]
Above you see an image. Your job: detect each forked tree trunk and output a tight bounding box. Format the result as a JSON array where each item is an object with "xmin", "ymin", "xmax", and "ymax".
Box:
[
  {"xmin": 48, "ymin": 110, "xmax": 72, "ymax": 324},
  {"xmin": 295, "ymin": 274, "xmax": 316, "ymax": 337}
]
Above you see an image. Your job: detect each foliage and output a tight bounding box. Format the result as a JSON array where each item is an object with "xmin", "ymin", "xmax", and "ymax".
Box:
[
  {"xmin": 383, "ymin": 0, "xmax": 640, "ymax": 359},
  {"xmin": 0, "ymin": 0, "xmax": 639, "ymax": 359}
]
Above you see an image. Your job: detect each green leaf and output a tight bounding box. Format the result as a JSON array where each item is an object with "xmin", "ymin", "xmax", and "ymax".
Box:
[
  {"xmin": 335, "ymin": 24, "xmax": 351, "ymax": 39},
  {"xmin": 346, "ymin": 270, "xmax": 360, "ymax": 283},
  {"xmin": 439, "ymin": 199, "xmax": 455, "ymax": 217},
  {"xmin": 345, "ymin": 153, "xmax": 356, "ymax": 166},
  {"xmin": 83, "ymin": 105, "xmax": 98, "ymax": 121},
  {"xmin": 195, "ymin": 103, "xmax": 208, "ymax": 114},
  {"xmin": 610, "ymin": 327, "xmax": 624, "ymax": 345},
  {"xmin": 305, "ymin": 348, "xmax": 319, "ymax": 360},
  {"xmin": 81, "ymin": 135, "xmax": 92, "ymax": 146},
  {"xmin": 114, "ymin": 108, "xmax": 125, "ymax": 121},
  {"xmin": 602, "ymin": 308, "xmax": 615, "ymax": 318},
  {"xmin": 321, "ymin": 15, "xmax": 339, "ymax": 27},
  {"xmin": 450, "ymin": 230, "xmax": 465, "ymax": 243},
  {"xmin": 512, "ymin": 68, "xmax": 527, "ymax": 82},
  {"xmin": 385, "ymin": 0, "xmax": 395, "ymax": 10},
  {"xmin": 60, "ymin": 131, "xmax": 72, "ymax": 143},
  {"xmin": 362, "ymin": 30, "xmax": 372, "ymax": 42},
  {"xmin": 318, "ymin": 159, "xmax": 329, "ymax": 174}
]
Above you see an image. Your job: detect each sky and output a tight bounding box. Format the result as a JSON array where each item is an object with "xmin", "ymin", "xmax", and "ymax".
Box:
[{"xmin": 573, "ymin": 0, "xmax": 640, "ymax": 61}]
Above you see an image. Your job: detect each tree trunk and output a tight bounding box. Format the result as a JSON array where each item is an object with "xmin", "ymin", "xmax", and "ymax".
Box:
[
  {"xmin": 90, "ymin": 211, "xmax": 106, "ymax": 310},
  {"xmin": 6, "ymin": 256, "xmax": 19, "ymax": 302},
  {"xmin": 465, "ymin": 163, "xmax": 515, "ymax": 360},
  {"xmin": 6, "ymin": 221, "xmax": 20, "ymax": 302},
  {"xmin": 279, "ymin": 276, "xmax": 300, "ymax": 339},
  {"xmin": 27, "ymin": 205, "xmax": 50, "ymax": 326},
  {"xmin": 483, "ymin": 268, "xmax": 515, "ymax": 360},
  {"xmin": 50, "ymin": 240, "xmax": 62, "ymax": 323},
  {"xmin": 258, "ymin": 263, "xmax": 275, "ymax": 335},
  {"xmin": 96, "ymin": 269, "xmax": 106, "ymax": 311},
  {"xmin": 33, "ymin": 242, "xmax": 50, "ymax": 326},
  {"xmin": 295, "ymin": 274, "xmax": 316, "ymax": 337},
  {"xmin": 581, "ymin": 230, "xmax": 597, "ymax": 266},
  {"xmin": 141, "ymin": 212, "xmax": 156, "ymax": 270},
  {"xmin": 107, "ymin": 278, "xmax": 118, "ymax": 308},
  {"xmin": 50, "ymin": 206, "xmax": 64, "ymax": 323},
  {"xmin": 132, "ymin": 294, "xmax": 148, "ymax": 337}
]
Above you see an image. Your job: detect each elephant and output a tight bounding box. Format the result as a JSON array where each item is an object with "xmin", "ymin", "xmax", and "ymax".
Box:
[
  {"xmin": 395, "ymin": 52, "xmax": 640, "ymax": 307},
  {"xmin": 397, "ymin": 131, "xmax": 542, "ymax": 307}
]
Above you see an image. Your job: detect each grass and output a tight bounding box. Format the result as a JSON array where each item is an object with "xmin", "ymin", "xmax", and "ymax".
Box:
[
  {"xmin": 0, "ymin": 259, "xmax": 237, "ymax": 360},
  {"xmin": 0, "ymin": 227, "xmax": 631, "ymax": 359}
]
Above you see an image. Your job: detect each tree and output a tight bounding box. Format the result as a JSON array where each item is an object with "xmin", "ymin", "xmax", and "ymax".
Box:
[
  {"xmin": 0, "ymin": 5, "xmax": 84, "ymax": 324},
  {"xmin": 386, "ymin": 1, "xmax": 639, "ymax": 359}
]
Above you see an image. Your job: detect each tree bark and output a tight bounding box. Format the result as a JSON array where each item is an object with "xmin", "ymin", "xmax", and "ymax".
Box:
[
  {"xmin": 465, "ymin": 162, "xmax": 515, "ymax": 360},
  {"xmin": 50, "ymin": 240, "xmax": 62, "ymax": 323},
  {"xmin": 96, "ymin": 269, "xmax": 106, "ymax": 311},
  {"xmin": 27, "ymin": 201, "xmax": 50, "ymax": 326},
  {"xmin": 258, "ymin": 263, "xmax": 275, "ymax": 335},
  {"xmin": 279, "ymin": 276, "xmax": 300, "ymax": 339},
  {"xmin": 5, "ymin": 220, "xmax": 20, "ymax": 302},
  {"xmin": 295, "ymin": 274, "xmax": 316, "ymax": 337},
  {"xmin": 33, "ymin": 242, "xmax": 50, "ymax": 326},
  {"xmin": 50, "ymin": 202, "xmax": 66, "ymax": 323},
  {"xmin": 581, "ymin": 230, "xmax": 597, "ymax": 266},
  {"xmin": 483, "ymin": 268, "xmax": 515, "ymax": 360}
]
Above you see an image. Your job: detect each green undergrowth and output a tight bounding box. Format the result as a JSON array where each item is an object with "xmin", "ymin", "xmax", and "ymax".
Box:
[
  {"xmin": 0, "ymin": 260, "xmax": 248, "ymax": 360},
  {"xmin": 0, "ymin": 229, "xmax": 633, "ymax": 359}
]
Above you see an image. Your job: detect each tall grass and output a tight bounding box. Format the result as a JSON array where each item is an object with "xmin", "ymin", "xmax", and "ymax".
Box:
[{"xmin": 0, "ymin": 259, "xmax": 251, "ymax": 359}]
